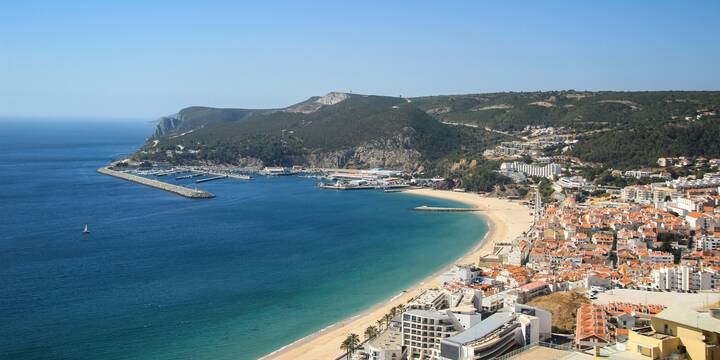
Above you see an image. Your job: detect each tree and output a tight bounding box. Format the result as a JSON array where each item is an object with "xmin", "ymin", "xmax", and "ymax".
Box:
[
  {"xmin": 383, "ymin": 313, "xmax": 394, "ymax": 328},
  {"xmin": 376, "ymin": 319, "xmax": 384, "ymax": 331},
  {"xmin": 364, "ymin": 326, "xmax": 378, "ymax": 340},
  {"xmin": 340, "ymin": 338, "xmax": 352, "ymax": 360},
  {"xmin": 341, "ymin": 333, "xmax": 360, "ymax": 359}
]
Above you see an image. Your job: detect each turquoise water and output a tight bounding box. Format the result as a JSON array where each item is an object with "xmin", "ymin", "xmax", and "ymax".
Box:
[{"xmin": 0, "ymin": 119, "xmax": 487, "ymax": 360}]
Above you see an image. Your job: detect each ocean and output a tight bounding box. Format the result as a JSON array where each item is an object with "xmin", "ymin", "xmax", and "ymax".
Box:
[{"xmin": 0, "ymin": 118, "xmax": 487, "ymax": 360}]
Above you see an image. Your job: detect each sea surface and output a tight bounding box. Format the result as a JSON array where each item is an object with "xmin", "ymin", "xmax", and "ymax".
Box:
[{"xmin": 0, "ymin": 118, "xmax": 487, "ymax": 360}]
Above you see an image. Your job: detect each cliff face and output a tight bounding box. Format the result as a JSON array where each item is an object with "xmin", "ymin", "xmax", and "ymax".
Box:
[
  {"xmin": 136, "ymin": 92, "xmax": 479, "ymax": 171},
  {"xmin": 304, "ymin": 131, "xmax": 422, "ymax": 171},
  {"xmin": 154, "ymin": 115, "xmax": 181, "ymax": 137}
]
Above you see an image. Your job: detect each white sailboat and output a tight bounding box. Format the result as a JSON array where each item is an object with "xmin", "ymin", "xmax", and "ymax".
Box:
[{"xmin": 82, "ymin": 224, "xmax": 90, "ymax": 235}]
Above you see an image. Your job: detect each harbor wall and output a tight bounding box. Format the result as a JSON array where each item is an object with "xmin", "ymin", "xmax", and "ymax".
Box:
[{"xmin": 97, "ymin": 167, "xmax": 215, "ymax": 199}]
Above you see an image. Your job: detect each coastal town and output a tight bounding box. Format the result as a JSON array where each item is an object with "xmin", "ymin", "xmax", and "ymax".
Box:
[
  {"xmin": 97, "ymin": 78, "xmax": 720, "ymax": 360},
  {"xmin": 7, "ymin": 2, "xmax": 720, "ymax": 360},
  {"xmin": 101, "ymin": 149, "xmax": 720, "ymax": 360},
  {"xmin": 315, "ymin": 152, "xmax": 720, "ymax": 360}
]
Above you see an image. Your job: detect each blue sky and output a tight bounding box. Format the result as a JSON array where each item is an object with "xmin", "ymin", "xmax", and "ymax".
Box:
[{"xmin": 1, "ymin": 0, "xmax": 719, "ymax": 118}]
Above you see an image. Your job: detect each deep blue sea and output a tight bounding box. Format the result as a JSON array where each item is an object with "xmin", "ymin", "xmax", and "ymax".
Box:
[{"xmin": 0, "ymin": 119, "xmax": 487, "ymax": 360}]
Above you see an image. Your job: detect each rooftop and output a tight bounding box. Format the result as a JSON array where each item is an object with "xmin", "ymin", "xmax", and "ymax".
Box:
[
  {"xmin": 367, "ymin": 327, "xmax": 402, "ymax": 351},
  {"xmin": 653, "ymin": 306, "xmax": 720, "ymax": 333},
  {"xmin": 404, "ymin": 309, "xmax": 450, "ymax": 320},
  {"xmin": 442, "ymin": 311, "xmax": 515, "ymax": 346}
]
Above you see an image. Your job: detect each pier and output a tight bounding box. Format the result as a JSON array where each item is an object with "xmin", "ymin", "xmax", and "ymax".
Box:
[
  {"xmin": 319, "ymin": 183, "xmax": 375, "ymax": 190},
  {"xmin": 224, "ymin": 173, "xmax": 252, "ymax": 180},
  {"xmin": 176, "ymin": 173, "xmax": 203, "ymax": 180},
  {"xmin": 97, "ymin": 167, "xmax": 215, "ymax": 199},
  {"xmin": 195, "ymin": 175, "xmax": 227, "ymax": 183},
  {"xmin": 189, "ymin": 170, "xmax": 251, "ymax": 181},
  {"xmin": 319, "ymin": 183, "xmax": 409, "ymax": 191},
  {"xmin": 413, "ymin": 206, "xmax": 482, "ymax": 212}
]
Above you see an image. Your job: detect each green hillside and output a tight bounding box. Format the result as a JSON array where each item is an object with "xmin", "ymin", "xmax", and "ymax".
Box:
[
  {"xmin": 136, "ymin": 94, "xmax": 506, "ymax": 169},
  {"xmin": 135, "ymin": 90, "xmax": 720, "ymax": 172},
  {"xmin": 572, "ymin": 118, "xmax": 720, "ymax": 168},
  {"xmin": 411, "ymin": 91, "xmax": 720, "ymax": 131}
]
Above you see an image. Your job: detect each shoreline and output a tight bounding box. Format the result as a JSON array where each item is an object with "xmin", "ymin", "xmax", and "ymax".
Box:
[{"xmin": 261, "ymin": 189, "xmax": 533, "ymax": 360}]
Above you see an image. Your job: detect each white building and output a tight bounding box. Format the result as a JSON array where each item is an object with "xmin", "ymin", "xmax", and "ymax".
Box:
[
  {"xmin": 408, "ymin": 289, "xmax": 448, "ymax": 310},
  {"xmin": 652, "ymin": 265, "xmax": 714, "ymax": 291},
  {"xmin": 438, "ymin": 305, "xmax": 551, "ymax": 360},
  {"xmin": 665, "ymin": 177, "xmax": 720, "ymax": 190},
  {"xmin": 621, "ymin": 185, "xmax": 654, "ymax": 204},
  {"xmin": 624, "ymin": 170, "xmax": 653, "ymax": 179},
  {"xmin": 365, "ymin": 327, "xmax": 402, "ymax": 360},
  {"xmin": 439, "ymin": 265, "xmax": 481, "ymax": 286},
  {"xmin": 499, "ymin": 162, "xmax": 562, "ymax": 180},
  {"xmin": 402, "ymin": 309, "xmax": 460, "ymax": 360},
  {"xmin": 695, "ymin": 234, "xmax": 720, "ymax": 251},
  {"xmin": 554, "ymin": 176, "xmax": 596, "ymax": 192},
  {"xmin": 638, "ymin": 251, "xmax": 674, "ymax": 264}
]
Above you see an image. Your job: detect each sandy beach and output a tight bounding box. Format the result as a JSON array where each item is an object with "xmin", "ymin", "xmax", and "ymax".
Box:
[{"xmin": 261, "ymin": 189, "xmax": 533, "ymax": 360}]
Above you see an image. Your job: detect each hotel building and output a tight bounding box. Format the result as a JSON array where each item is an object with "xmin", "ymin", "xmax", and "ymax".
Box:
[
  {"xmin": 401, "ymin": 309, "xmax": 459, "ymax": 360},
  {"xmin": 499, "ymin": 162, "xmax": 562, "ymax": 180},
  {"xmin": 438, "ymin": 305, "xmax": 551, "ymax": 360}
]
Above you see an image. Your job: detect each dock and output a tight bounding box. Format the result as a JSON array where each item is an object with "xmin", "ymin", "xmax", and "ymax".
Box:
[
  {"xmin": 413, "ymin": 206, "xmax": 482, "ymax": 212},
  {"xmin": 224, "ymin": 173, "xmax": 252, "ymax": 180},
  {"xmin": 195, "ymin": 175, "xmax": 228, "ymax": 183},
  {"xmin": 189, "ymin": 170, "xmax": 251, "ymax": 181},
  {"xmin": 319, "ymin": 184, "xmax": 375, "ymax": 190},
  {"xmin": 176, "ymin": 173, "xmax": 203, "ymax": 180},
  {"xmin": 319, "ymin": 183, "xmax": 409, "ymax": 191},
  {"xmin": 97, "ymin": 167, "xmax": 215, "ymax": 199}
]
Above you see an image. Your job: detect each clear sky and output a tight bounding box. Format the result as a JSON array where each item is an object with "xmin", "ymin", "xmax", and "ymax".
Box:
[{"xmin": 1, "ymin": 0, "xmax": 719, "ymax": 118}]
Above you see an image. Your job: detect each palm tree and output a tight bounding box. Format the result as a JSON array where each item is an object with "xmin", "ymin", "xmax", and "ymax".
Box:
[
  {"xmin": 364, "ymin": 325, "xmax": 378, "ymax": 340},
  {"xmin": 383, "ymin": 312, "xmax": 394, "ymax": 328},
  {"xmin": 348, "ymin": 333, "xmax": 360, "ymax": 358},
  {"xmin": 340, "ymin": 337, "xmax": 351, "ymax": 360},
  {"xmin": 376, "ymin": 318, "xmax": 384, "ymax": 331},
  {"xmin": 340, "ymin": 333, "xmax": 361, "ymax": 359}
]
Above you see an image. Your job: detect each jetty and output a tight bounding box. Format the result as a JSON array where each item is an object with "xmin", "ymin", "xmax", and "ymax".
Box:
[
  {"xmin": 225, "ymin": 173, "xmax": 252, "ymax": 180},
  {"xmin": 189, "ymin": 169, "xmax": 251, "ymax": 181},
  {"xmin": 413, "ymin": 205, "xmax": 482, "ymax": 212},
  {"xmin": 176, "ymin": 173, "xmax": 203, "ymax": 180},
  {"xmin": 97, "ymin": 167, "xmax": 215, "ymax": 199},
  {"xmin": 319, "ymin": 183, "xmax": 375, "ymax": 190},
  {"xmin": 196, "ymin": 175, "xmax": 227, "ymax": 183}
]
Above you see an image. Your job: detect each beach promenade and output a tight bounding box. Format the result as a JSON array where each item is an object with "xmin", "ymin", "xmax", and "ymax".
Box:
[{"xmin": 261, "ymin": 189, "xmax": 533, "ymax": 360}]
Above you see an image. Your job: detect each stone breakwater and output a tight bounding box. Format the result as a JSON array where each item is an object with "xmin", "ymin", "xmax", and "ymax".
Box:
[{"xmin": 97, "ymin": 167, "xmax": 215, "ymax": 199}]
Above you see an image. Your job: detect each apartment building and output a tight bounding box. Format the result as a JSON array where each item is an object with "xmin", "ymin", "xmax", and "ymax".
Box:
[
  {"xmin": 499, "ymin": 161, "xmax": 562, "ymax": 180},
  {"xmin": 652, "ymin": 265, "xmax": 714, "ymax": 291},
  {"xmin": 696, "ymin": 234, "xmax": 720, "ymax": 251},
  {"xmin": 402, "ymin": 309, "xmax": 459, "ymax": 360},
  {"xmin": 628, "ymin": 307, "xmax": 720, "ymax": 360}
]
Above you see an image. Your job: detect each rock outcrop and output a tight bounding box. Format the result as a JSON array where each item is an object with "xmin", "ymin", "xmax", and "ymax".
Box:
[
  {"xmin": 303, "ymin": 128, "xmax": 422, "ymax": 171},
  {"xmin": 154, "ymin": 115, "xmax": 181, "ymax": 137}
]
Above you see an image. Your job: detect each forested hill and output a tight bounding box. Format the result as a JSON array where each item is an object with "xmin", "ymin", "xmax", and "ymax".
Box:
[
  {"xmin": 134, "ymin": 92, "xmax": 505, "ymax": 172},
  {"xmin": 410, "ymin": 90, "xmax": 720, "ymax": 131},
  {"xmin": 134, "ymin": 90, "xmax": 720, "ymax": 172}
]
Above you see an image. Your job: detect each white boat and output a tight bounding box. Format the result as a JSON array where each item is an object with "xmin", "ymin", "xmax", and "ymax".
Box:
[{"xmin": 82, "ymin": 224, "xmax": 90, "ymax": 235}]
